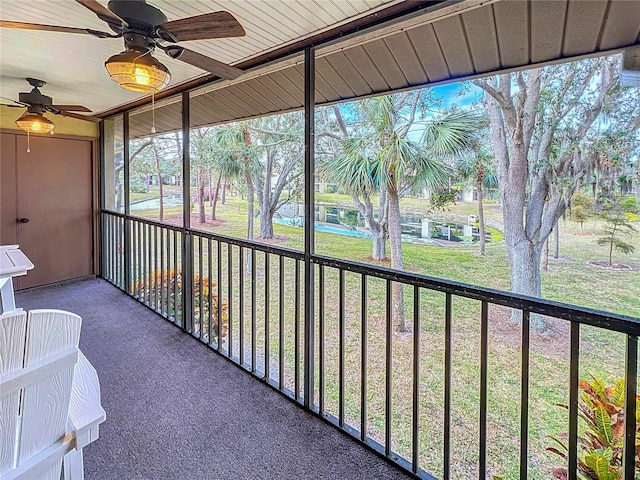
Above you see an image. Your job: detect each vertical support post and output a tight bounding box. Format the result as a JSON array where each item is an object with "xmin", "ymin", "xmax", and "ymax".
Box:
[
  {"xmin": 303, "ymin": 46, "xmax": 315, "ymax": 409},
  {"xmin": 623, "ymin": 335, "xmax": 637, "ymax": 480},
  {"xmin": 99, "ymin": 120, "xmax": 106, "ymax": 279},
  {"xmin": 479, "ymin": 301, "xmax": 488, "ymax": 480},
  {"xmin": 123, "ymin": 112, "xmax": 131, "ymax": 294},
  {"xmin": 568, "ymin": 323, "xmax": 580, "ymax": 480},
  {"xmin": 181, "ymin": 91, "xmax": 193, "ymax": 333},
  {"xmin": 520, "ymin": 311, "xmax": 530, "ymax": 479}
]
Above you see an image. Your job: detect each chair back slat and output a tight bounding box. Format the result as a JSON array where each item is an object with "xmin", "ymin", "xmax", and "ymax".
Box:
[
  {"xmin": 17, "ymin": 310, "xmax": 81, "ymax": 472},
  {"xmin": 0, "ymin": 311, "xmax": 27, "ymax": 473}
]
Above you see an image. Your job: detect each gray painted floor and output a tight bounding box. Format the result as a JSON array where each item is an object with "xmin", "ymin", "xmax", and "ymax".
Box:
[{"xmin": 16, "ymin": 278, "xmax": 412, "ymax": 480}]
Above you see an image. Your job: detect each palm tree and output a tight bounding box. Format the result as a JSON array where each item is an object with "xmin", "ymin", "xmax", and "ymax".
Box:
[
  {"xmin": 455, "ymin": 148, "xmax": 497, "ymax": 255},
  {"xmin": 208, "ymin": 129, "xmax": 243, "ymax": 221},
  {"xmin": 325, "ymin": 92, "xmax": 482, "ymax": 331}
]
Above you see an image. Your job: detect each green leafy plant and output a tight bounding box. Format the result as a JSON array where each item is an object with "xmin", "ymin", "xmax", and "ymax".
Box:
[
  {"xmin": 596, "ymin": 209, "xmax": 637, "ymax": 266},
  {"xmin": 572, "ymin": 205, "xmax": 590, "ymax": 234},
  {"xmin": 135, "ymin": 269, "xmax": 229, "ymax": 344},
  {"xmin": 547, "ymin": 377, "xmax": 640, "ymax": 480}
]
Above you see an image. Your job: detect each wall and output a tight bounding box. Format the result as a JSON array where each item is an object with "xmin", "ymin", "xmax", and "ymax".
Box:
[{"xmin": 0, "ymin": 105, "xmax": 99, "ymax": 137}]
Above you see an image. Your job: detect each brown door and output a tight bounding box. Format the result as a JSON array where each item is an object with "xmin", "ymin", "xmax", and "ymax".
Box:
[
  {"xmin": 1, "ymin": 133, "xmax": 18, "ymax": 246},
  {"xmin": 14, "ymin": 134, "xmax": 93, "ymax": 289}
]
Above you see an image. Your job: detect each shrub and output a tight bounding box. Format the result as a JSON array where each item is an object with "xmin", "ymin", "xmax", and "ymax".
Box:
[
  {"xmin": 135, "ymin": 269, "xmax": 229, "ymax": 344},
  {"xmin": 619, "ymin": 196, "xmax": 637, "ymax": 214},
  {"xmin": 596, "ymin": 210, "xmax": 637, "ymax": 266},
  {"xmin": 547, "ymin": 377, "xmax": 640, "ymax": 479}
]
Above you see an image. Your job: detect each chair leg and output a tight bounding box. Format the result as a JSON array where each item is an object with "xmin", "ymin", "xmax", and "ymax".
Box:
[{"xmin": 63, "ymin": 449, "xmax": 84, "ymax": 480}]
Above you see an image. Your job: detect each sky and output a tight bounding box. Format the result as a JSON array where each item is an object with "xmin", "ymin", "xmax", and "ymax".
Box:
[{"xmin": 429, "ymin": 81, "xmax": 483, "ymax": 110}]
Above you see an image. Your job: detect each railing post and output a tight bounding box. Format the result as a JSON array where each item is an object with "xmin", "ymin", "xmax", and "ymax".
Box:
[
  {"xmin": 99, "ymin": 120, "xmax": 106, "ymax": 279},
  {"xmin": 303, "ymin": 46, "xmax": 315, "ymax": 408},
  {"xmin": 623, "ymin": 335, "xmax": 638, "ymax": 480},
  {"xmin": 181, "ymin": 91, "xmax": 193, "ymax": 333},
  {"xmin": 123, "ymin": 112, "xmax": 131, "ymax": 294}
]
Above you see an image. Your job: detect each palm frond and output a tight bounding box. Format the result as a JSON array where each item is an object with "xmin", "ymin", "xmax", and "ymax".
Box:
[{"xmin": 421, "ymin": 109, "xmax": 484, "ymax": 157}]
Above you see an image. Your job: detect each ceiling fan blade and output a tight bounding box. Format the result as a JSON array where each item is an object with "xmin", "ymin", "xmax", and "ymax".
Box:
[
  {"xmin": 1, "ymin": 97, "xmax": 27, "ymax": 107},
  {"xmin": 58, "ymin": 111, "xmax": 102, "ymax": 123},
  {"xmin": 164, "ymin": 46, "xmax": 242, "ymax": 80},
  {"xmin": 75, "ymin": 0, "xmax": 127, "ymax": 27},
  {"xmin": 1, "ymin": 103, "xmax": 24, "ymax": 108},
  {"xmin": 0, "ymin": 20, "xmax": 113, "ymax": 37},
  {"xmin": 52, "ymin": 105, "xmax": 93, "ymax": 113},
  {"xmin": 157, "ymin": 12, "xmax": 245, "ymax": 42}
]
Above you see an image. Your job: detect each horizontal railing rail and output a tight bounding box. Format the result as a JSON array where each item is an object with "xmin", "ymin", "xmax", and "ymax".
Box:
[
  {"xmin": 101, "ymin": 211, "xmax": 639, "ymax": 480},
  {"xmin": 312, "ymin": 254, "xmax": 640, "ymax": 335}
]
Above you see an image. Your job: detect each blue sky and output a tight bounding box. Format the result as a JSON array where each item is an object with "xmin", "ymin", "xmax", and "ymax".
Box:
[{"xmin": 429, "ymin": 81, "xmax": 483, "ymax": 110}]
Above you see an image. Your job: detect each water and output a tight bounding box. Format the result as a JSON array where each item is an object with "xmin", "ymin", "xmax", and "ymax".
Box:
[
  {"xmin": 131, "ymin": 195, "xmax": 182, "ymax": 210},
  {"xmin": 275, "ymin": 217, "xmax": 371, "ymax": 238}
]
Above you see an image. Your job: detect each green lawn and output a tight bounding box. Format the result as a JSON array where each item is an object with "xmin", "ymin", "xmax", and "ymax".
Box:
[{"xmin": 122, "ymin": 189, "xmax": 639, "ymax": 479}]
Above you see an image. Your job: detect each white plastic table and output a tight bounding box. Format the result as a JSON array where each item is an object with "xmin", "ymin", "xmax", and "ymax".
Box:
[{"xmin": 0, "ymin": 245, "xmax": 34, "ymax": 314}]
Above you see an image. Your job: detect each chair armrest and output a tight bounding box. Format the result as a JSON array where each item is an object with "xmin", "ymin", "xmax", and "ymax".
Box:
[{"xmin": 67, "ymin": 351, "xmax": 106, "ymax": 450}]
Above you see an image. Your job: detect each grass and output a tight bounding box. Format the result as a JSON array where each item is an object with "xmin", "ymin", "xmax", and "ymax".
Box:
[{"xmin": 111, "ymin": 188, "xmax": 640, "ymax": 479}]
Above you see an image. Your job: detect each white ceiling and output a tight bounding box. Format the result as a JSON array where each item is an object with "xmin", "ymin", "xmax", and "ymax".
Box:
[{"xmin": 0, "ymin": 0, "xmax": 402, "ymax": 115}]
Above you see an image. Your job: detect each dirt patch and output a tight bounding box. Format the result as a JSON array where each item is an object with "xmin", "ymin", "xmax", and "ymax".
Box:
[
  {"xmin": 254, "ymin": 235, "xmax": 290, "ymax": 245},
  {"xmin": 488, "ymin": 306, "xmax": 571, "ymax": 360},
  {"xmin": 163, "ymin": 213, "xmax": 228, "ymax": 229}
]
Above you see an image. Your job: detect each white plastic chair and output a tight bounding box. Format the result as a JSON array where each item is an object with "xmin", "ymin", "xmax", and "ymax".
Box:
[{"xmin": 0, "ymin": 309, "xmax": 105, "ymax": 480}]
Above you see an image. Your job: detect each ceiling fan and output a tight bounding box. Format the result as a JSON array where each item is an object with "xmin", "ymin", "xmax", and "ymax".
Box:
[
  {"xmin": 0, "ymin": 0, "xmax": 246, "ymax": 93},
  {"xmin": 2, "ymin": 77, "xmax": 101, "ymax": 134}
]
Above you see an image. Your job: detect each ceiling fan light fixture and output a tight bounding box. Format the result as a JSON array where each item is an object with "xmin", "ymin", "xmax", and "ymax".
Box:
[
  {"xmin": 105, "ymin": 49, "xmax": 171, "ymax": 93},
  {"xmin": 15, "ymin": 111, "xmax": 55, "ymax": 134}
]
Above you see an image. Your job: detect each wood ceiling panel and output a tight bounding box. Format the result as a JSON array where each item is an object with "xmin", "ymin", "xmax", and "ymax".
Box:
[
  {"xmin": 224, "ymin": 84, "xmax": 273, "ymax": 114},
  {"xmin": 382, "ymin": 33, "xmax": 428, "ymax": 86},
  {"xmin": 251, "ymin": 74, "xmax": 300, "ymax": 107},
  {"xmin": 116, "ymin": 0, "xmax": 640, "ymax": 136},
  {"xmin": 315, "ymin": 57, "xmax": 357, "ymax": 100},
  {"xmin": 461, "ymin": 6, "xmax": 500, "ymax": 73},
  {"xmin": 0, "ymin": 0, "xmax": 401, "ymax": 114},
  {"xmin": 407, "ymin": 24, "xmax": 449, "ymax": 82},
  {"xmin": 206, "ymin": 94, "xmax": 248, "ymax": 123},
  {"xmin": 343, "ymin": 46, "xmax": 390, "ymax": 92},
  {"xmin": 562, "ymin": 1, "xmax": 608, "ymax": 56},
  {"xmin": 362, "ymin": 41, "xmax": 407, "ymax": 90},
  {"xmin": 530, "ymin": 0, "xmax": 567, "ymax": 63},
  {"xmin": 432, "ymin": 15, "xmax": 474, "ymax": 77},
  {"xmin": 323, "ymin": 52, "xmax": 373, "ymax": 96},
  {"xmin": 268, "ymin": 70, "xmax": 304, "ymax": 105},
  {"xmin": 493, "ymin": 1, "xmax": 529, "ymax": 68},
  {"xmin": 214, "ymin": 89, "xmax": 257, "ymax": 118},
  {"xmin": 313, "ymin": 69, "xmax": 340, "ymax": 104},
  {"xmin": 598, "ymin": 0, "xmax": 640, "ymax": 50},
  {"xmin": 240, "ymin": 81, "xmax": 283, "ymax": 112}
]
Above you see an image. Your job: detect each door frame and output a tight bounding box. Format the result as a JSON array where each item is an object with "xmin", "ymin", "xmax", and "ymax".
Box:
[{"xmin": 0, "ymin": 128, "xmax": 100, "ymax": 283}]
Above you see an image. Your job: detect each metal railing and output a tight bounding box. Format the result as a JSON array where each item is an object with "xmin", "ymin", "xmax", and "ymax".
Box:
[{"xmin": 101, "ymin": 210, "xmax": 639, "ymax": 480}]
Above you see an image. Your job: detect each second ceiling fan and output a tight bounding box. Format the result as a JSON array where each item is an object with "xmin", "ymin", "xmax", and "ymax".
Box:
[{"xmin": 0, "ymin": 0, "xmax": 246, "ymax": 93}]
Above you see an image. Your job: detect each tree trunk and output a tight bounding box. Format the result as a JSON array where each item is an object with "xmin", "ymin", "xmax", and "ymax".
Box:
[
  {"xmin": 151, "ymin": 139, "xmax": 164, "ymax": 221},
  {"xmin": 211, "ymin": 174, "xmax": 222, "ymax": 221},
  {"xmin": 553, "ymin": 224, "xmax": 559, "ymax": 259},
  {"xmin": 477, "ymin": 179, "xmax": 486, "ymax": 255},
  {"xmin": 208, "ymin": 174, "xmax": 213, "ymax": 207},
  {"xmin": 508, "ymin": 240, "xmax": 546, "ymax": 330},
  {"xmin": 198, "ymin": 172, "xmax": 206, "ymax": 224},
  {"xmin": 387, "ymin": 185, "xmax": 405, "ymax": 332},
  {"xmin": 259, "ymin": 208, "xmax": 274, "ymax": 238},
  {"xmin": 371, "ymin": 227, "xmax": 386, "ymax": 260},
  {"xmin": 541, "ymin": 238, "xmax": 549, "ymax": 271},
  {"xmin": 244, "ymin": 126, "xmax": 254, "ymax": 273},
  {"xmin": 221, "ymin": 179, "xmax": 227, "ymax": 205}
]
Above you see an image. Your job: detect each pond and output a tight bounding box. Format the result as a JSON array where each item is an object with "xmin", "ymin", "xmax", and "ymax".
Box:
[{"xmin": 276, "ymin": 203, "xmax": 492, "ymax": 244}]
